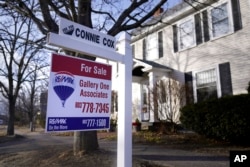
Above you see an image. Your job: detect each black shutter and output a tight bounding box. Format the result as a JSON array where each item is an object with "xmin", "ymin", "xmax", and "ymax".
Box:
[
  {"xmin": 142, "ymin": 39, "xmax": 146, "ymax": 60},
  {"xmin": 173, "ymin": 25, "xmax": 178, "ymax": 53},
  {"xmin": 185, "ymin": 72, "xmax": 194, "ymax": 104},
  {"xmin": 132, "ymin": 45, "xmax": 135, "ymax": 58},
  {"xmin": 158, "ymin": 31, "xmax": 163, "ymax": 58},
  {"xmin": 202, "ymin": 10, "xmax": 210, "ymax": 42},
  {"xmin": 195, "ymin": 13, "xmax": 202, "ymax": 45},
  {"xmin": 219, "ymin": 62, "xmax": 233, "ymax": 96},
  {"xmin": 231, "ymin": 0, "xmax": 242, "ymax": 31}
]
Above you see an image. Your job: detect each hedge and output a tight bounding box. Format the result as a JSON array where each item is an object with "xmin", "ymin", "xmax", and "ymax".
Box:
[{"xmin": 180, "ymin": 94, "xmax": 250, "ymax": 144}]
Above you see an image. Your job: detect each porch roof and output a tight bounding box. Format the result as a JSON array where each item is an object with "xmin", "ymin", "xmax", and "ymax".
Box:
[{"xmin": 133, "ymin": 58, "xmax": 172, "ymax": 77}]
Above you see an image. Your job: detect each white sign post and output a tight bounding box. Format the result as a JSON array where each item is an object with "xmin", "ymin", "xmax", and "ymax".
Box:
[{"xmin": 46, "ymin": 18, "xmax": 132, "ymax": 167}]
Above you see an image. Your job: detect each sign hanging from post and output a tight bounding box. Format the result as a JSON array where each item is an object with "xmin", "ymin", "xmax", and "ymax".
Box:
[{"xmin": 45, "ymin": 53, "xmax": 112, "ymax": 132}]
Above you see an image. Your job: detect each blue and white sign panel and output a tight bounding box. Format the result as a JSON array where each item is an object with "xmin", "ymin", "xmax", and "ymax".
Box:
[{"xmin": 45, "ymin": 53, "xmax": 112, "ymax": 132}]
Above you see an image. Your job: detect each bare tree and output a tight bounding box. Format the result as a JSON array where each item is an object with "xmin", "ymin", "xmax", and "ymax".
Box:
[
  {"xmin": 0, "ymin": 0, "xmax": 170, "ymax": 153},
  {"xmin": 151, "ymin": 78, "xmax": 186, "ymax": 133},
  {"xmin": 16, "ymin": 58, "xmax": 49, "ymax": 131},
  {"xmin": 0, "ymin": 6, "xmax": 45, "ymax": 135}
]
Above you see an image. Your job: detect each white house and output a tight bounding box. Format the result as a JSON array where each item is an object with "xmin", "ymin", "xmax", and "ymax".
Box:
[{"xmin": 121, "ymin": 0, "xmax": 250, "ymax": 125}]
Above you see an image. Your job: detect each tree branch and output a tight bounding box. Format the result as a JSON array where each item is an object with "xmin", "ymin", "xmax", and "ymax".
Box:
[
  {"xmin": 108, "ymin": 0, "xmax": 167, "ymax": 36},
  {"xmin": 38, "ymin": 0, "xmax": 58, "ymax": 33}
]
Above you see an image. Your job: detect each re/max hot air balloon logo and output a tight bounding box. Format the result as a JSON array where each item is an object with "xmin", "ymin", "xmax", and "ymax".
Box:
[{"xmin": 52, "ymin": 71, "xmax": 75, "ymax": 107}]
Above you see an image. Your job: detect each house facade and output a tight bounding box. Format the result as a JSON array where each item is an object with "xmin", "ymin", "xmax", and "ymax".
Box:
[{"xmin": 129, "ymin": 0, "xmax": 250, "ymax": 124}]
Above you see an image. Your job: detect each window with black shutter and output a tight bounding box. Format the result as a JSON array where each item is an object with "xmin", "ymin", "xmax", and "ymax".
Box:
[{"xmin": 172, "ymin": 0, "xmax": 242, "ymax": 52}]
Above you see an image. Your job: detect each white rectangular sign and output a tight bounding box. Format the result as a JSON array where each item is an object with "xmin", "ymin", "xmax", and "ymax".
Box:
[
  {"xmin": 45, "ymin": 53, "xmax": 112, "ymax": 132},
  {"xmin": 59, "ymin": 17, "xmax": 116, "ymax": 51}
]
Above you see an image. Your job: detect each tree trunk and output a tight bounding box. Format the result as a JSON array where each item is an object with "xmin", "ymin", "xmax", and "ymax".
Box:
[
  {"xmin": 30, "ymin": 121, "xmax": 34, "ymax": 132},
  {"xmin": 73, "ymin": 131, "xmax": 99, "ymax": 155},
  {"xmin": 7, "ymin": 101, "xmax": 15, "ymax": 136},
  {"xmin": 73, "ymin": 0, "xmax": 99, "ymax": 155}
]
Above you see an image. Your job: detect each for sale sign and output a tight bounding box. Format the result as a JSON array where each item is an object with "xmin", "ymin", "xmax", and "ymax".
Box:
[{"xmin": 45, "ymin": 53, "xmax": 112, "ymax": 132}]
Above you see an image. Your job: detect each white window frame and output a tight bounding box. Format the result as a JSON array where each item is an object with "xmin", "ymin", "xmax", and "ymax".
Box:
[
  {"xmin": 177, "ymin": 16, "xmax": 196, "ymax": 51},
  {"xmin": 193, "ymin": 65, "xmax": 222, "ymax": 103},
  {"xmin": 208, "ymin": 0, "xmax": 234, "ymax": 40}
]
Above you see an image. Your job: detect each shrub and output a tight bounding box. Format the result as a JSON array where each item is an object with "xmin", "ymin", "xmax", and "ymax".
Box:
[
  {"xmin": 180, "ymin": 94, "xmax": 250, "ymax": 144},
  {"xmin": 247, "ymin": 81, "xmax": 250, "ymax": 94}
]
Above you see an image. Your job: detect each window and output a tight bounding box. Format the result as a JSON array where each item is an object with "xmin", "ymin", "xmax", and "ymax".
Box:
[
  {"xmin": 195, "ymin": 68, "xmax": 218, "ymax": 102},
  {"xmin": 146, "ymin": 33, "xmax": 158, "ymax": 60},
  {"xmin": 172, "ymin": 17, "xmax": 196, "ymax": 52},
  {"xmin": 142, "ymin": 31, "xmax": 164, "ymax": 60},
  {"xmin": 186, "ymin": 63, "xmax": 232, "ymax": 103},
  {"xmin": 211, "ymin": 3, "xmax": 230, "ymax": 38},
  {"xmin": 173, "ymin": 0, "xmax": 242, "ymax": 52},
  {"xmin": 179, "ymin": 19, "xmax": 195, "ymax": 50}
]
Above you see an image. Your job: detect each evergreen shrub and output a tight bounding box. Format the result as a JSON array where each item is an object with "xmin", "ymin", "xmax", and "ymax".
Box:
[{"xmin": 180, "ymin": 94, "xmax": 250, "ymax": 144}]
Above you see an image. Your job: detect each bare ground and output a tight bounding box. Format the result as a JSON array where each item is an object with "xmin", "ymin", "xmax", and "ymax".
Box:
[
  {"xmin": 1, "ymin": 126, "xmax": 249, "ymax": 167},
  {"xmin": 0, "ymin": 127, "xmax": 163, "ymax": 167},
  {"xmin": 0, "ymin": 146, "xmax": 152, "ymax": 167}
]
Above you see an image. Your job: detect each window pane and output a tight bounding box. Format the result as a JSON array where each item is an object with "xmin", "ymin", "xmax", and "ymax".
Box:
[
  {"xmin": 179, "ymin": 19, "xmax": 195, "ymax": 49},
  {"xmin": 213, "ymin": 19, "xmax": 229, "ymax": 37},
  {"xmin": 196, "ymin": 68, "xmax": 218, "ymax": 102},
  {"xmin": 211, "ymin": 3, "xmax": 229, "ymax": 37},
  {"xmin": 197, "ymin": 86, "xmax": 217, "ymax": 102},
  {"xmin": 196, "ymin": 69, "xmax": 216, "ymax": 88},
  {"xmin": 212, "ymin": 3, "xmax": 228, "ymax": 22}
]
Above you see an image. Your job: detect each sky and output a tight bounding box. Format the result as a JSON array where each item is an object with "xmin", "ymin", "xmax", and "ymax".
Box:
[{"xmin": 164, "ymin": 0, "xmax": 183, "ymax": 8}]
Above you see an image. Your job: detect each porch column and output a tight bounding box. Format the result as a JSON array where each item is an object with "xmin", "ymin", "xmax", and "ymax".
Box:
[{"xmin": 148, "ymin": 71, "xmax": 157, "ymax": 122}]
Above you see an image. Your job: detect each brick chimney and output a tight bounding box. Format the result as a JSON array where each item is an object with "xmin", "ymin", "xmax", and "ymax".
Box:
[{"xmin": 154, "ymin": 8, "xmax": 164, "ymax": 17}]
